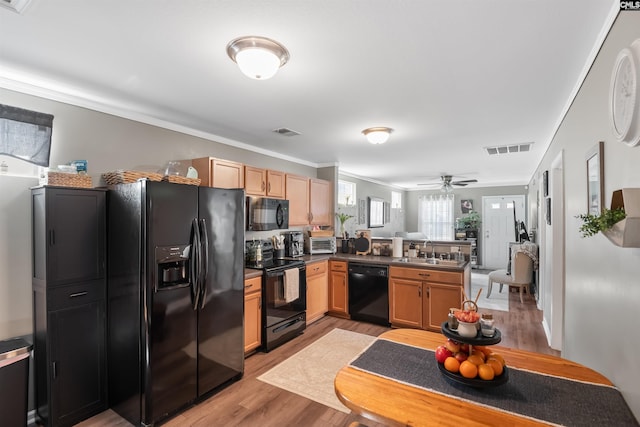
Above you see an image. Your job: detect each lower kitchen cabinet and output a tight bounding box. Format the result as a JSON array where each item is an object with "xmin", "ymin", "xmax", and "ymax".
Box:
[
  {"xmin": 306, "ymin": 260, "xmax": 328, "ymax": 324},
  {"xmin": 328, "ymin": 260, "xmax": 349, "ymax": 317},
  {"xmin": 244, "ymin": 276, "xmax": 262, "ymax": 354},
  {"xmin": 33, "ymin": 282, "xmax": 107, "ymax": 427},
  {"xmin": 389, "ymin": 266, "xmax": 463, "ymax": 331}
]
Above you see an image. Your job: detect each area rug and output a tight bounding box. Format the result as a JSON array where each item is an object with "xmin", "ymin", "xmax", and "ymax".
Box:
[
  {"xmin": 257, "ymin": 328, "xmax": 376, "ymax": 413},
  {"xmin": 470, "ymin": 271, "xmax": 509, "ymax": 311}
]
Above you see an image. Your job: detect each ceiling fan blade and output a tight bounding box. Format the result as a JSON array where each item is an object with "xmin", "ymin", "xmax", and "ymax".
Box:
[{"xmin": 451, "ymin": 179, "xmax": 478, "ymax": 185}]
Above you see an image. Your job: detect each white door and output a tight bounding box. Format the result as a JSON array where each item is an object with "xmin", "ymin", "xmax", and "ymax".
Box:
[{"xmin": 482, "ymin": 195, "xmax": 525, "ymax": 270}]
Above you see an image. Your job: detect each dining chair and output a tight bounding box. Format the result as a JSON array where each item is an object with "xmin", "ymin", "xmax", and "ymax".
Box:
[{"xmin": 487, "ymin": 250, "xmax": 534, "ymax": 303}]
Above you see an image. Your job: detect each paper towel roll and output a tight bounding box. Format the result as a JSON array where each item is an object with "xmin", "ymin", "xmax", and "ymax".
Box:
[{"xmin": 392, "ymin": 237, "xmax": 404, "ymax": 258}]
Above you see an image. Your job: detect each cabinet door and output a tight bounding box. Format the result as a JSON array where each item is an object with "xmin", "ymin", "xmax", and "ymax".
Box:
[
  {"xmin": 329, "ymin": 270, "xmax": 348, "ymax": 316},
  {"xmin": 49, "ymin": 298, "xmax": 106, "ymax": 426},
  {"xmin": 306, "ymin": 261, "xmax": 328, "ymax": 324},
  {"xmin": 211, "ymin": 159, "xmax": 244, "ymax": 188},
  {"xmin": 244, "ymin": 276, "xmax": 262, "ymax": 354},
  {"xmin": 44, "ymin": 189, "xmax": 106, "ymax": 285},
  {"xmin": 266, "ymin": 170, "xmax": 285, "ymax": 199},
  {"xmin": 389, "ymin": 277, "xmax": 422, "ymax": 328},
  {"xmin": 285, "ymin": 174, "xmax": 310, "ymax": 225},
  {"xmin": 309, "ymin": 178, "xmax": 331, "ymax": 225},
  {"xmin": 425, "ymin": 282, "xmax": 462, "ymax": 331},
  {"xmin": 245, "ymin": 166, "xmax": 266, "ymax": 196}
]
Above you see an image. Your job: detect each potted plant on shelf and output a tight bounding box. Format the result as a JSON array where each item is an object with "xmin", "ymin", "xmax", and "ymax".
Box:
[
  {"xmin": 576, "ymin": 188, "xmax": 640, "ymax": 247},
  {"xmin": 458, "ymin": 210, "xmax": 481, "ymax": 230},
  {"xmin": 335, "ymin": 211, "xmax": 354, "ymax": 239}
]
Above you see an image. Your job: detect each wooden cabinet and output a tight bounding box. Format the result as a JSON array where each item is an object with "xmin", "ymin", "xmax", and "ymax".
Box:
[
  {"xmin": 328, "ymin": 260, "xmax": 349, "ymax": 317},
  {"xmin": 285, "ymin": 174, "xmax": 332, "ymax": 226},
  {"xmin": 306, "ymin": 260, "xmax": 328, "ymax": 324},
  {"xmin": 389, "ymin": 266, "xmax": 463, "ymax": 331},
  {"xmin": 244, "ymin": 276, "xmax": 262, "ymax": 355},
  {"xmin": 245, "ymin": 166, "xmax": 285, "ymax": 199},
  {"xmin": 31, "ymin": 187, "xmax": 107, "ymax": 426},
  {"xmin": 192, "ymin": 157, "xmax": 244, "ymax": 189},
  {"xmin": 309, "ymin": 178, "xmax": 331, "ymax": 225}
]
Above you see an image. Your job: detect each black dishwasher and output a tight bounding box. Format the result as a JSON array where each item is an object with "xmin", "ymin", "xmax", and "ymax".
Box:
[{"xmin": 348, "ymin": 263, "xmax": 390, "ymax": 326}]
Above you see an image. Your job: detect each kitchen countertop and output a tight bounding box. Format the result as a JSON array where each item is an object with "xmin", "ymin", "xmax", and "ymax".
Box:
[{"xmin": 244, "ymin": 252, "xmax": 469, "ymax": 279}]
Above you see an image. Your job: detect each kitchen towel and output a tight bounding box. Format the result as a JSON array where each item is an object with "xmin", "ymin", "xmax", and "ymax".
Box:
[
  {"xmin": 392, "ymin": 237, "xmax": 403, "ymax": 258},
  {"xmin": 284, "ymin": 267, "xmax": 299, "ymax": 303}
]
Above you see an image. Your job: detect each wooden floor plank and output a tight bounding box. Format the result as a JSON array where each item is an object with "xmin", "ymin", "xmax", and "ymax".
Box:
[{"xmin": 74, "ymin": 291, "xmax": 552, "ymax": 426}]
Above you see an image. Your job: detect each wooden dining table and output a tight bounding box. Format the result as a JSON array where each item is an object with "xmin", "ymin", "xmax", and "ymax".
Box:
[{"xmin": 334, "ymin": 329, "xmax": 621, "ymax": 427}]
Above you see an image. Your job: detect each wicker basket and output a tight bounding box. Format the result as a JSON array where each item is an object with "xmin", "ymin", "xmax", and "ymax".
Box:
[
  {"xmin": 46, "ymin": 172, "xmax": 92, "ymax": 188},
  {"xmin": 102, "ymin": 170, "xmax": 163, "ymax": 185},
  {"xmin": 162, "ymin": 175, "xmax": 201, "ymax": 186}
]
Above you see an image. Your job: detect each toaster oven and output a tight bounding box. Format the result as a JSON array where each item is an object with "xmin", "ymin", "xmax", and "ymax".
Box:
[{"xmin": 304, "ymin": 236, "xmax": 336, "ymax": 254}]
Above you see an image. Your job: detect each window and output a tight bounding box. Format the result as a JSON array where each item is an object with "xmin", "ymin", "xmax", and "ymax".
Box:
[
  {"xmin": 418, "ymin": 194, "xmax": 454, "ymax": 240},
  {"xmin": 391, "ymin": 191, "xmax": 402, "ymax": 209},
  {"xmin": 0, "ymin": 104, "xmax": 54, "ymax": 167},
  {"xmin": 338, "ymin": 180, "xmax": 356, "ymax": 206}
]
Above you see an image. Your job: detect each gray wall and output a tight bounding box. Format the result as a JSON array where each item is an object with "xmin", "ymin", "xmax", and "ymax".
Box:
[
  {"xmin": 529, "ymin": 12, "xmax": 640, "ymax": 418},
  {"xmin": 0, "ymin": 87, "xmax": 319, "ymax": 340},
  {"xmin": 405, "ymin": 185, "xmax": 528, "ymax": 232},
  {"xmin": 337, "ymin": 174, "xmax": 405, "ymax": 238}
]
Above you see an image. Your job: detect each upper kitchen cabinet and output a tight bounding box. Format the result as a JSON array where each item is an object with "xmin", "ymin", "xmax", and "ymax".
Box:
[
  {"xmin": 245, "ymin": 166, "xmax": 285, "ymax": 199},
  {"xmin": 285, "ymin": 174, "xmax": 332, "ymax": 226},
  {"xmin": 192, "ymin": 157, "xmax": 244, "ymax": 189}
]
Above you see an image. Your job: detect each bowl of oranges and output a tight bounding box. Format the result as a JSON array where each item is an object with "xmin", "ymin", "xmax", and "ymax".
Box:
[{"xmin": 435, "ymin": 340, "xmax": 508, "ymax": 387}]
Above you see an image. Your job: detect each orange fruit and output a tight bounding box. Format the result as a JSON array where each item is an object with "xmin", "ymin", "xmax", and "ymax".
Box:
[
  {"xmin": 444, "ymin": 356, "xmax": 460, "ymax": 373},
  {"xmin": 486, "ymin": 358, "xmax": 504, "ymax": 376},
  {"xmin": 475, "ymin": 345, "xmax": 493, "ymax": 358},
  {"xmin": 488, "ymin": 352, "xmax": 506, "ymax": 367},
  {"xmin": 459, "ymin": 361, "xmax": 478, "ymax": 379},
  {"xmin": 471, "ymin": 349, "xmax": 486, "ymax": 362},
  {"xmin": 478, "ymin": 364, "xmax": 495, "ymax": 380},
  {"xmin": 466, "ymin": 354, "xmax": 484, "ymax": 366}
]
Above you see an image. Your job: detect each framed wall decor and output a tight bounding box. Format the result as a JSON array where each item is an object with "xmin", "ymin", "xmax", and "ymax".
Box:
[
  {"xmin": 461, "ymin": 199, "xmax": 473, "ymax": 213},
  {"xmin": 546, "ymin": 197, "xmax": 552, "ymax": 225},
  {"xmin": 542, "ymin": 171, "xmax": 549, "ymax": 197},
  {"xmin": 586, "ymin": 141, "xmax": 604, "ymax": 215}
]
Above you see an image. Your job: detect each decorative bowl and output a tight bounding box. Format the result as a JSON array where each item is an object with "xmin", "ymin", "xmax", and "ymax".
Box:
[{"xmin": 457, "ymin": 321, "xmax": 479, "ymax": 338}]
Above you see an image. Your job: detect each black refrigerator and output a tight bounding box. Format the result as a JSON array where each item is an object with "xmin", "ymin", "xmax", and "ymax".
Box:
[{"xmin": 107, "ymin": 180, "xmax": 245, "ymax": 426}]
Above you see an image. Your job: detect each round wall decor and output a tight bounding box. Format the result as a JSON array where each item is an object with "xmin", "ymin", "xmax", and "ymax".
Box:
[{"xmin": 609, "ymin": 38, "xmax": 640, "ymax": 147}]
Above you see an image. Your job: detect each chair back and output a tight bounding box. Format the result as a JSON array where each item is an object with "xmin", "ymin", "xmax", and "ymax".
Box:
[{"xmin": 511, "ymin": 251, "xmax": 534, "ymax": 284}]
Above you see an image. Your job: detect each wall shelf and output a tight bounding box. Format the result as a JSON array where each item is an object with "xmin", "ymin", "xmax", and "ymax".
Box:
[{"xmin": 603, "ymin": 188, "xmax": 640, "ymax": 248}]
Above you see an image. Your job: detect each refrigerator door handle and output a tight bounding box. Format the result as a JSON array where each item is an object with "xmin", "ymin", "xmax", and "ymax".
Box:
[
  {"xmin": 191, "ymin": 218, "xmax": 201, "ymax": 310},
  {"xmin": 199, "ymin": 218, "xmax": 209, "ymax": 309}
]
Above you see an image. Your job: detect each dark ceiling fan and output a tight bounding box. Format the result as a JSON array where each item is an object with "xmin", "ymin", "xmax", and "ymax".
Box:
[{"xmin": 417, "ymin": 175, "xmax": 478, "ymax": 192}]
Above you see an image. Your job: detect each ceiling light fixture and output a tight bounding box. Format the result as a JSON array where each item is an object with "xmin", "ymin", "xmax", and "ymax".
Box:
[
  {"xmin": 226, "ymin": 36, "xmax": 290, "ymax": 80},
  {"xmin": 362, "ymin": 127, "xmax": 394, "ymax": 144}
]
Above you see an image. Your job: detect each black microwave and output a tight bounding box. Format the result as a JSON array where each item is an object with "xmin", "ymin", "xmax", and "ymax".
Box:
[{"xmin": 246, "ymin": 197, "xmax": 289, "ymax": 231}]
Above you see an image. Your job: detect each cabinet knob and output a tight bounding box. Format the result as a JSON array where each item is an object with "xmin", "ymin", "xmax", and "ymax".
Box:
[{"xmin": 419, "ymin": 272, "xmax": 430, "ymax": 277}]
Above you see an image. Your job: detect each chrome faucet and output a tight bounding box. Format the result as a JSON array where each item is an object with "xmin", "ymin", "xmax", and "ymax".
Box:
[{"xmin": 425, "ymin": 239, "xmax": 435, "ymax": 259}]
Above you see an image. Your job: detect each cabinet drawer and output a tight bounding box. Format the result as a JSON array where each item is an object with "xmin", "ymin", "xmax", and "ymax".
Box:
[
  {"xmin": 307, "ymin": 260, "xmax": 327, "ymax": 277},
  {"xmin": 48, "ymin": 280, "xmax": 105, "ymax": 310},
  {"xmin": 330, "ymin": 260, "xmax": 347, "ymax": 272},
  {"xmin": 390, "ymin": 267, "xmax": 462, "ymax": 285},
  {"xmin": 244, "ymin": 276, "xmax": 262, "ymax": 295}
]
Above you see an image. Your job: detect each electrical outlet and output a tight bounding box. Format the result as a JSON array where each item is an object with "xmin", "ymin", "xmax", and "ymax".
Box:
[{"xmin": 450, "ymin": 246, "xmax": 460, "ymax": 252}]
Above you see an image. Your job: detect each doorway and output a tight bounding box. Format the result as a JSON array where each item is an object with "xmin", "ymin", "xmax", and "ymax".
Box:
[{"xmin": 481, "ymin": 195, "xmax": 526, "ymax": 270}]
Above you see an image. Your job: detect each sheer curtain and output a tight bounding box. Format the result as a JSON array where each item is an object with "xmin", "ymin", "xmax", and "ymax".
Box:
[
  {"xmin": 1, "ymin": 104, "xmax": 54, "ymax": 166},
  {"xmin": 418, "ymin": 194, "xmax": 454, "ymax": 240}
]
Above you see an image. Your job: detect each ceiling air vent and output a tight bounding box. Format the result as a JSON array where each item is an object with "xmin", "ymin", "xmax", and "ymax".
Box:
[
  {"xmin": 0, "ymin": 0, "xmax": 33, "ymax": 13},
  {"xmin": 272, "ymin": 127, "xmax": 301, "ymax": 137},
  {"xmin": 485, "ymin": 142, "xmax": 533, "ymax": 156}
]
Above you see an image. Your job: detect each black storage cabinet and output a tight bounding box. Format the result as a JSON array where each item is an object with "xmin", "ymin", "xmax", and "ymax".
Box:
[
  {"xmin": 31, "ymin": 186, "xmax": 107, "ymax": 427},
  {"xmin": 0, "ymin": 338, "xmax": 32, "ymax": 426}
]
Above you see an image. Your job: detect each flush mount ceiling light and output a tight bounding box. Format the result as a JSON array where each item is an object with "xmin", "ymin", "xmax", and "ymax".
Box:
[
  {"xmin": 362, "ymin": 127, "xmax": 394, "ymax": 144},
  {"xmin": 226, "ymin": 36, "xmax": 290, "ymax": 80}
]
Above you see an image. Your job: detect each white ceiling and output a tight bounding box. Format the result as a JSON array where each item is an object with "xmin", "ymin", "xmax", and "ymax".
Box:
[{"xmin": 0, "ymin": 0, "xmax": 618, "ymax": 189}]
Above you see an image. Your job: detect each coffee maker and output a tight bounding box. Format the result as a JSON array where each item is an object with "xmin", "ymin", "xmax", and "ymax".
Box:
[{"xmin": 284, "ymin": 231, "xmax": 304, "ymax": 257}]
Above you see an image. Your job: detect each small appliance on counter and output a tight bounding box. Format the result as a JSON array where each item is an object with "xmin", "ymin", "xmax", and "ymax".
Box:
[
  {"xmin": 283, "ymin": 231, "xmax": 304, "ymax": 257},
  {"xmin": 305, "ymin": 236, "xmax": 336, "ymax": 254}
]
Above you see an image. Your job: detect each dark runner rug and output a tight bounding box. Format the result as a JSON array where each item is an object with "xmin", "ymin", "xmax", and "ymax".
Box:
[{"xmin": 350, "ymin": 339, "xmax": 639, "ymax": 427}]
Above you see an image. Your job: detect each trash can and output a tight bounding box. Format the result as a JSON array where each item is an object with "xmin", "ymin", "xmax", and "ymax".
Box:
[{"xmin": 0, "ymin": 338, "xmax": 32, "ymax": 427}]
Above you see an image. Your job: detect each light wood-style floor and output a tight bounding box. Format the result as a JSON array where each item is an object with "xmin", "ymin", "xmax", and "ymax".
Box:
[{"xmin": 75, "ymin": 289, "xmax": 556, "ymax": 427}]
